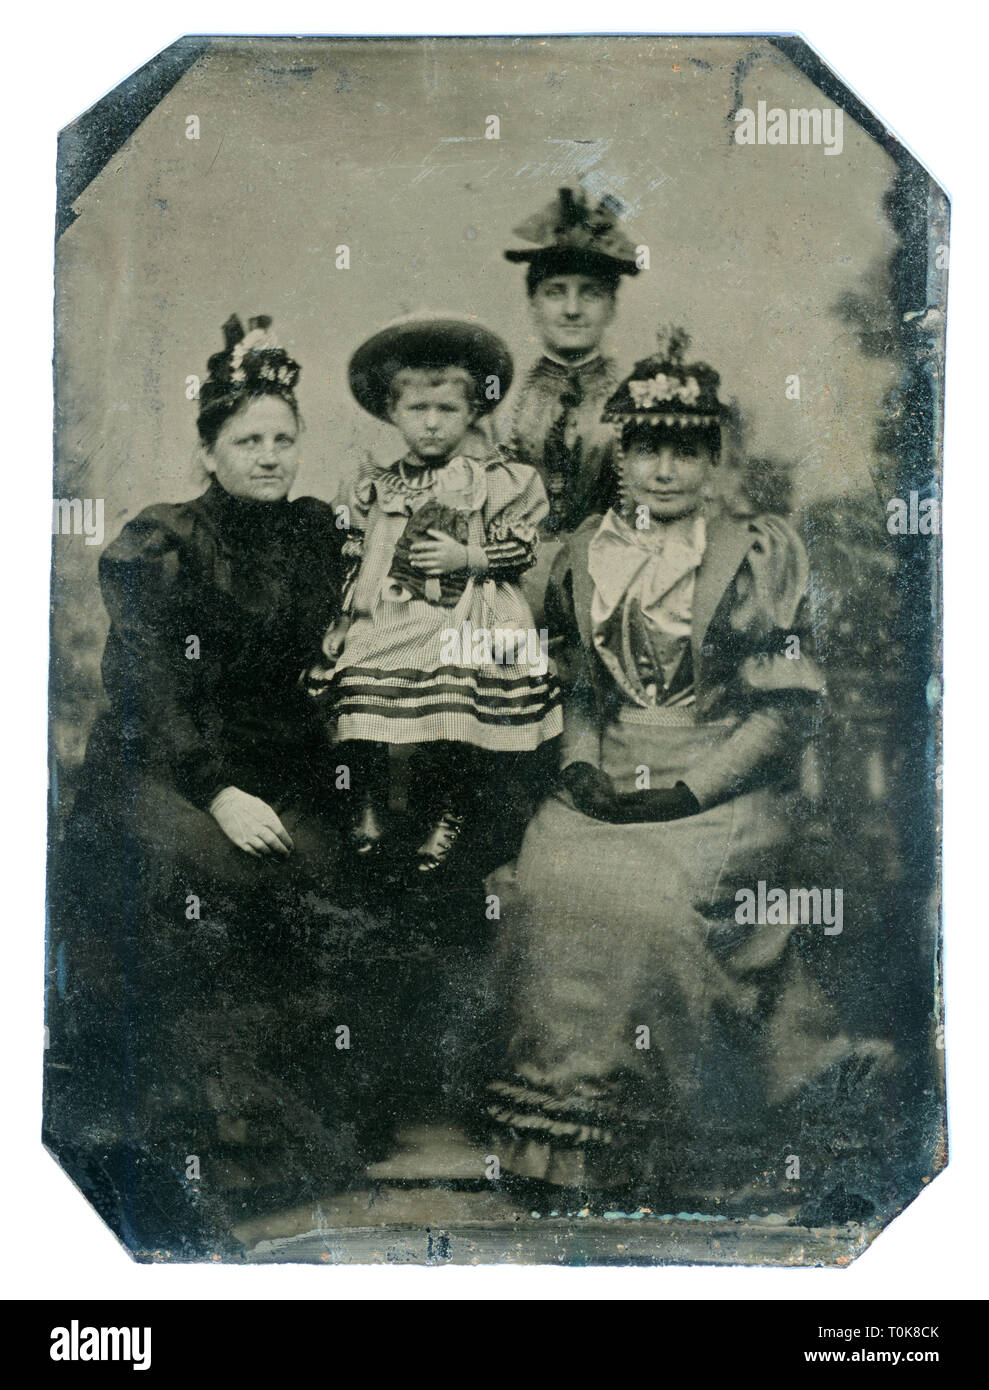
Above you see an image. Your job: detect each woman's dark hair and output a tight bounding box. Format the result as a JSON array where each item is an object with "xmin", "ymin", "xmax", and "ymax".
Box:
[
  {"xmin": 620, "ymin": 419, "xmax": 722, "ymax": 461},
  {"xmin": 197, "ymin": 314, "xmax": 301, "ymax": 451},
  {"xmin": 525, "ymin": 259, "xmax": 621, "ymax": 298},
  {"xmin": 197, "ymin": 388, "xmax": 301, "ymax": 451}
]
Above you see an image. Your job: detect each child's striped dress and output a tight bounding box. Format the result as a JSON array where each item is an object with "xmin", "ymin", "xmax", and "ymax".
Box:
[{"xmin": 331, "ymin": 452, "xmax": 562, "ymax": 751}]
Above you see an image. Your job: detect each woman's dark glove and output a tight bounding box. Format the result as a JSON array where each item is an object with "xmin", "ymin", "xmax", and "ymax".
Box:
[
  {"xmin": 609, "ymin": 781, "xmax": 701, "ymax": 824},
  {"xmin": 559, "ymin": 761, "xmax": 619, "ymax": 820},
  {"xmin": 560, "ymin": 767, "xmax": 701, "ymax": 824}
]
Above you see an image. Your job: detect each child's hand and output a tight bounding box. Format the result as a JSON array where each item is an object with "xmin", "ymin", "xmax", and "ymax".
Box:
[
  {"xmin": 409, "ymin": 529, "xmax": 467, "ymax": 576},
  {"xmin": 322, "ymin": 619, "xmax": 351, "ymax": 663}
]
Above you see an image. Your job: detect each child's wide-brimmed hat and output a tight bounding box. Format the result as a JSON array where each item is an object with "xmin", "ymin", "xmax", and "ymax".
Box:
[
  {"xmin": 348, "ymin": 313, "xmax": 514, "ymax": 421},
  {"xmin": 504, "ymin": 186, "xmax": 640, "ymax": 281},
  {"xmin": 602, "ymin": 327, "xmax": 724, "ymax": 428}
]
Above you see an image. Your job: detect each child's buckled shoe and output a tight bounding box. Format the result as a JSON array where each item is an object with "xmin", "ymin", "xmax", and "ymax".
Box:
[{"xmin": 416, "ymin": 809, "xmax": 466, "ymax": 874}]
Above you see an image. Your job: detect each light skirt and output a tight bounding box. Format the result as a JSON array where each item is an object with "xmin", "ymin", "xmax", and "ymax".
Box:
[
  {"xmin": 485, "ymin": 716, "xmax": 845, "ymax": 1187},
  {"xmin": 334, "ymin": 583, "xmax": 562, "ymax": 751}
]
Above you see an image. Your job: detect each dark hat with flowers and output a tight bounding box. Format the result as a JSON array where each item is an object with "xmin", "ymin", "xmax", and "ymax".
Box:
[
  {"xmin": 602, "ymin": 327, "xmax": 723, "ymax": 428},
  {"xmin": 504, "ymin": 186, "xmax": 640, "ymax": 282},
  {"xmin": 202, "ymin": 314, "xmax": 301, "ymax": 399},
  {"xmin": 195, "ymin": 316, "xmax": 301, "ymax": 449}
]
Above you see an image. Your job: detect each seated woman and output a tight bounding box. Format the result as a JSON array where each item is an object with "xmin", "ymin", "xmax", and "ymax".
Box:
[
  {"xmin": 484, "ymin": 330, "xmax": 894, "ymax": 1209},
  {"xmin": 47, "ymin": 317, "xmax": 354, "ymax": 1246}
]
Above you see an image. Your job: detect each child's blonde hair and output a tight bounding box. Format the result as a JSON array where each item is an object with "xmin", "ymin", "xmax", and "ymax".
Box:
[{"xmin": 387, "ymin": 365, "xmax": 481, "ymax": 414}]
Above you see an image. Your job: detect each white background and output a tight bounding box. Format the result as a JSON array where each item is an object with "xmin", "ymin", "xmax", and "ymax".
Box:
[{"xmin": 3, "ymin": 0, "xmax": 984, "ymax": 1302}]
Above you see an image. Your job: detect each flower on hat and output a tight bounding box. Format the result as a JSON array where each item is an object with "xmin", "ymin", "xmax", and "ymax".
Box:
[
  {"xmin": 677, "ymin": 376, "xmax": 701, "ymax": 405},
  {"xmin": 627, "ymin": 373, "xmax": 703, "ymax": 409},
  {"xmin": 628, "ymin": 379, "xmax": 656, "ymax": 408},
  {"xmin": 505, "ymin": 187, "xmax": 640, "ymax": 270},
  {"xmin": 206, "ymin": 315, "xmax": 300, "ymax": 394},
  {"xmin": 602, "ymin": 325, "xmax": 722, "ymax": 426},
  {"xmin": 230, "ymin": 325, "xmax": 280, "ymax": 374}
]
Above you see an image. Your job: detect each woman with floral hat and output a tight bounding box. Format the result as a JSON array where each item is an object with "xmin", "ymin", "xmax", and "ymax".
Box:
[
  {"xmin": 484, "ymin": 329, "xmax": 892, "ymax": 1202},
  {"xmin": 48, "ymin": 317, "xmax": 354, "ymax": 1247}
]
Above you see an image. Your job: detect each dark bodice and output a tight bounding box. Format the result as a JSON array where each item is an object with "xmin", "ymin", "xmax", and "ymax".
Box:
[
  {"xmin": 96, "ymin": 479, "xmax": 345, "ymax": 806},
  {"xmin": 504, "ymin": 354, "xmax": 621, "ymax": 533}
]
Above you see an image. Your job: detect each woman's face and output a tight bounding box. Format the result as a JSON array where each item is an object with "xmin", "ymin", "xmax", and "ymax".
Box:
[
  {"xmin": 529, "ymin": 274, "xmax": 616, "ymax": 358},
  {"xmin": 624, "ymin": 437, "xmax": 713, "ymax": 522},
  {"xmin": 205, "ymin": 396, "xmax": 300, "ymax": 502}
]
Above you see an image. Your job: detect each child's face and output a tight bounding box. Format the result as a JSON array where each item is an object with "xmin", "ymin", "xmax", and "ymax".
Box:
[
  {"xmin": 624, "ymin": 438, "xmax": 713, "ymax": 522},
  {"xmin": 389, "ymin": 381, "xmax": 476, "ymax": 464}
]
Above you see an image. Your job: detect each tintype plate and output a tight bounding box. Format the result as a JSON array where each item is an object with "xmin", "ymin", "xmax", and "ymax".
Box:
[{"xmin": 47, "ymin": 34, "xmax": 946, "ymax": 1266}]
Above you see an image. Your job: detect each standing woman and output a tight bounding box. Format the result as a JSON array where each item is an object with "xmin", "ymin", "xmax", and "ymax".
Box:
[
  {"xmin": 499, "ymin": 186, "xmax": 640, "ymax": 540},
  {"xmin": 485, "ymin": 331, "xmax": 893, "ymax": 1206},
  {"xmin": 47, "ymin": 317, "xmax": 351, "ymax": 1248}
]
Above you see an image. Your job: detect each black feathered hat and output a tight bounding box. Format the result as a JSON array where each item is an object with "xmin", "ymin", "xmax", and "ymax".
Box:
[{"xmin": 504, "ymin": 187, "xmax": 640, "ymax": 283}]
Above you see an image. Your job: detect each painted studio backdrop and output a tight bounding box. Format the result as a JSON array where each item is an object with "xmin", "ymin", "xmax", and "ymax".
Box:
[
  {"xmin": 53, "ymin": 38, "xmax": 907, "ymax": 765},
  {"xmin": 48, "ymin": 35, "xmax": 945, "ymax": 1265}
]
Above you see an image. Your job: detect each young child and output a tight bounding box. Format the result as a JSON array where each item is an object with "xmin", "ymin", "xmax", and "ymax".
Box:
[{"xmin": 324, "ymin": 314, "xmax": 562, "ymax": 873}]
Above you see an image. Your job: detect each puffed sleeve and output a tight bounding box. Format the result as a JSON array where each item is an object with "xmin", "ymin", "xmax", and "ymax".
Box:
[
  {"xmin": 334, "ymin": 459, "xmax": 378, "ymax": 611},
  {"xmin": 98, "ymin": 508, "xmax": 231, "ymax": 808},
  {"xmin": 685, "ymin": 515, "xmax": 824, "ymax": 810},
  {"xmin": 731, "ymin": 514, "xmax": 826, "ymax": 701},
  {"xmin": 290, "ymin": 495, "xmax": 351, "ymax": 636},
  {"xmin": 475, "ymin": 460, "xmax": 549, "ymax": 580}
]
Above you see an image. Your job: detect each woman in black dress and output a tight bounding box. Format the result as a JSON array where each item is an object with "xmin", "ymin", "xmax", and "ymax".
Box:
[{"xmin": 47, "ymin": 317, "xmax": 354, "ymax": 1250}]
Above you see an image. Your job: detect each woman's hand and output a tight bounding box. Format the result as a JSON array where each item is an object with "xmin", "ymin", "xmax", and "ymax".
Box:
[
  {"xmin": 609, "ymin": 783, "xmax": 701, "ymax": 824},
  {"xmin": 559, "ymin": 762, "xmax": 619, "ymax": 820},
  {"xmin": 559, "ymin": 767, "xmax": 700, "ymax": 823},
  {"xmin": 209, "ymin": 786, "xmax": 295, "ymax": 857},
  {"xmin": 409, "ymin": 529, "xmax": 467, "ymax": 576}
]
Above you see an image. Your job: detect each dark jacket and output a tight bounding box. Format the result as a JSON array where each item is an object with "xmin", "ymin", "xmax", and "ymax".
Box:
[
  {"xmin": 93, "ymin": 479, "xmax": 345, "ymax": 809},
  {"xmin": 501, "ymin": 354, "xmax": 621, "ymax": 532}
]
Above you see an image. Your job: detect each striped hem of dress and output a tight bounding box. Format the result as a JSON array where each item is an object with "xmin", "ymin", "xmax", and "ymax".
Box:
[
  {"xmin": 332, "ymin": 663, "xmax": 563, "ymax": 749},
  {"xmin": 335, "ymin": 662, "xmax": 553, "ymax": 690},
  {"xmin": 336, "ymin": 704, "xmax": 562, "ymax": 750},
  {"xmin": 485, "ymin": 1081, "xmax": 618, "ymax": 1149},
  {"xmin": 335, "ymin": 666, "xmax": 559, "ymax": 714}
]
